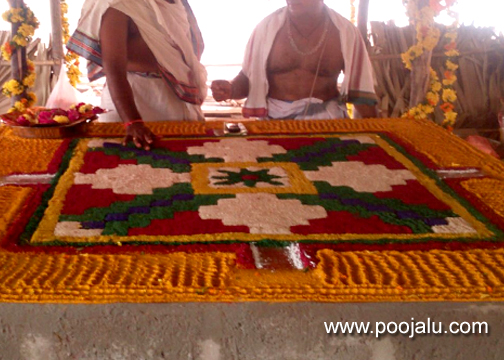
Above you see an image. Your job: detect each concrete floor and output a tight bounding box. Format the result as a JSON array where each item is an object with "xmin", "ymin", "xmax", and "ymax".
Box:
[{"xmin": 0, "ymin": 302, "xmax": 503, "ymax": 360}]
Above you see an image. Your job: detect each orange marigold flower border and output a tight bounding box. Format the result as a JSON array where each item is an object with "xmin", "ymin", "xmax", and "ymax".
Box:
[{"xmin": 1, "ymin": 118, "xmax": 504, "ymax": 303}]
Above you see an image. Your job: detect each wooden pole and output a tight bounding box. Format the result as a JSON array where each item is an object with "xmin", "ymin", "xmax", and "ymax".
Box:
[
  {"xmin": 49, "ymin": 0, "xmax": 63, "ymax": 75},
  {"xmin": 409, "ymin": 50, "xmax": 432, "ymax": 107},
  {"xmin": 0, "ymin": 59, "xmax": 62, "ymax": 67},
  {"xmin": 357, "ymin": 0, "xmax": 370, "ymax": 46},
  {"xmin": 8, "ymin": 0, "xmax": 28, "ymax": 105},
  {"xmin": 408, "ymin": 0, "xmax": 432, "ymax": 108}
]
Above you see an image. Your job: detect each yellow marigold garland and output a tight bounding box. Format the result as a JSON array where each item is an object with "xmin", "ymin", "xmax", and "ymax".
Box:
[
  {"xmin": 60, "ymin": 0, "xmax": 81, "ymax": 87},
  {"xmin": 401, "ymin": 1, "xmax": 441, "ymax": 70},
  {"xmin": 1, "ymin": 2, "xmax": 39, "ymax": 113},
  {"xmin": 440, "ymin": 20, "xmax": 459, "ymax": 128},
  {"xmin": 349, "ymin": 0, "xmax": 356, "ymax": 25},
  {"xmin": 401, "ymin": 0, "xmax": 459, "ymax": 128}
]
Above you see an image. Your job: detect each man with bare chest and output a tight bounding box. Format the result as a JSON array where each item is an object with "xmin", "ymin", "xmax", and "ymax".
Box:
[
  {"xmin": 211, "ymin": 0, "xmax": 377, "ymax": 119},
  {"xmin": 68, "ymin": 0, "xmax": 207, "ymax": 149}
]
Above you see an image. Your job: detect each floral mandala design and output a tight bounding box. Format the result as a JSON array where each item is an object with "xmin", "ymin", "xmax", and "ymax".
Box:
[{"xmin": 211, "ymin": 168, "xmax": 285, "ymax": 187}]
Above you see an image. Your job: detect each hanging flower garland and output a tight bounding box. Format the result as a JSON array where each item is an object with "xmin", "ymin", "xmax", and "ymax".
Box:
[
  {"xmin": 440, "ymin": 17, "xmax": 459, "ymax": 128},
  {"xmin": 60, "ymin": 0, "xmax": 81, "ymax": 87},
  {"xmin": 401, "ymin": 1, "xmax": 441, "ymax": 71},
  {"xmin": 349, "ymin": 0, "xmax": 356, "ymax": 25},
  {"xmin": 1, "ymin": 2, "xmax": 39, "ymax": 113},
  {"xmin": 401, "ymin": 0, "xmax": 459, "ymax": 128}
]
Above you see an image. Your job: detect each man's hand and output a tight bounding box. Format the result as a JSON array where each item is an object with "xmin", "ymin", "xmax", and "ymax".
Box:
[
  {"xmin": 211, "ymin": 80, "xmax": 233, "ymax": 102},
  {"xmin": 123, "ymin": 122, "xmax": 155, "ymax": 150}
]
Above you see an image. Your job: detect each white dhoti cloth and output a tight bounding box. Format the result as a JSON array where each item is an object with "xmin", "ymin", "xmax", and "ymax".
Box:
[
  {"xmin": 99, "ymin": 73, "xmax": 203, "ymax": 122},
  {"xmin": 267, "ymin": 97, "xmax": 348, "ymax": 120}
]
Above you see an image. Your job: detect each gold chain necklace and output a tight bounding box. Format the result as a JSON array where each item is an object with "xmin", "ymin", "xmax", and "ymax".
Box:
[{"xmin": 287, "ymin": 14, "xmax": 329, "ymax": 57}]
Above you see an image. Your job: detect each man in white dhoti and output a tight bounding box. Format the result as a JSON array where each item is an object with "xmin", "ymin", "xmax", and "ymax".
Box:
[
  {"xmin": 211, "ymin": 0, "xmax": 378, "ymax": 120},
  {"xmin": 68, "ymin": 0, "xmax": 207, "ymax": 149}
]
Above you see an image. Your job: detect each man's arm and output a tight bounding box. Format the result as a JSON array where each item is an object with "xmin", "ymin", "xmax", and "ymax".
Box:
[
  {"xmin": 230, "ymin": 71, "xmax": 250, "ymax": 99},
  {"xmin": 100, "ymin": 8, "xmax": 154, "ymax": 149},
  {"xmin": 211, "ymin": 71, "xmax": 250, "ymax": 101}
]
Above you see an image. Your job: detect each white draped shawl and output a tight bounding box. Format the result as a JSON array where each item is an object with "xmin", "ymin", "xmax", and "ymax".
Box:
[
  {"xmin": 241, "ymin": 6, "xmax": 377, "ymax": 118},
  {"xmin": 67, "ymin": 0, "xmax": 207, "ymax": 105}
]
